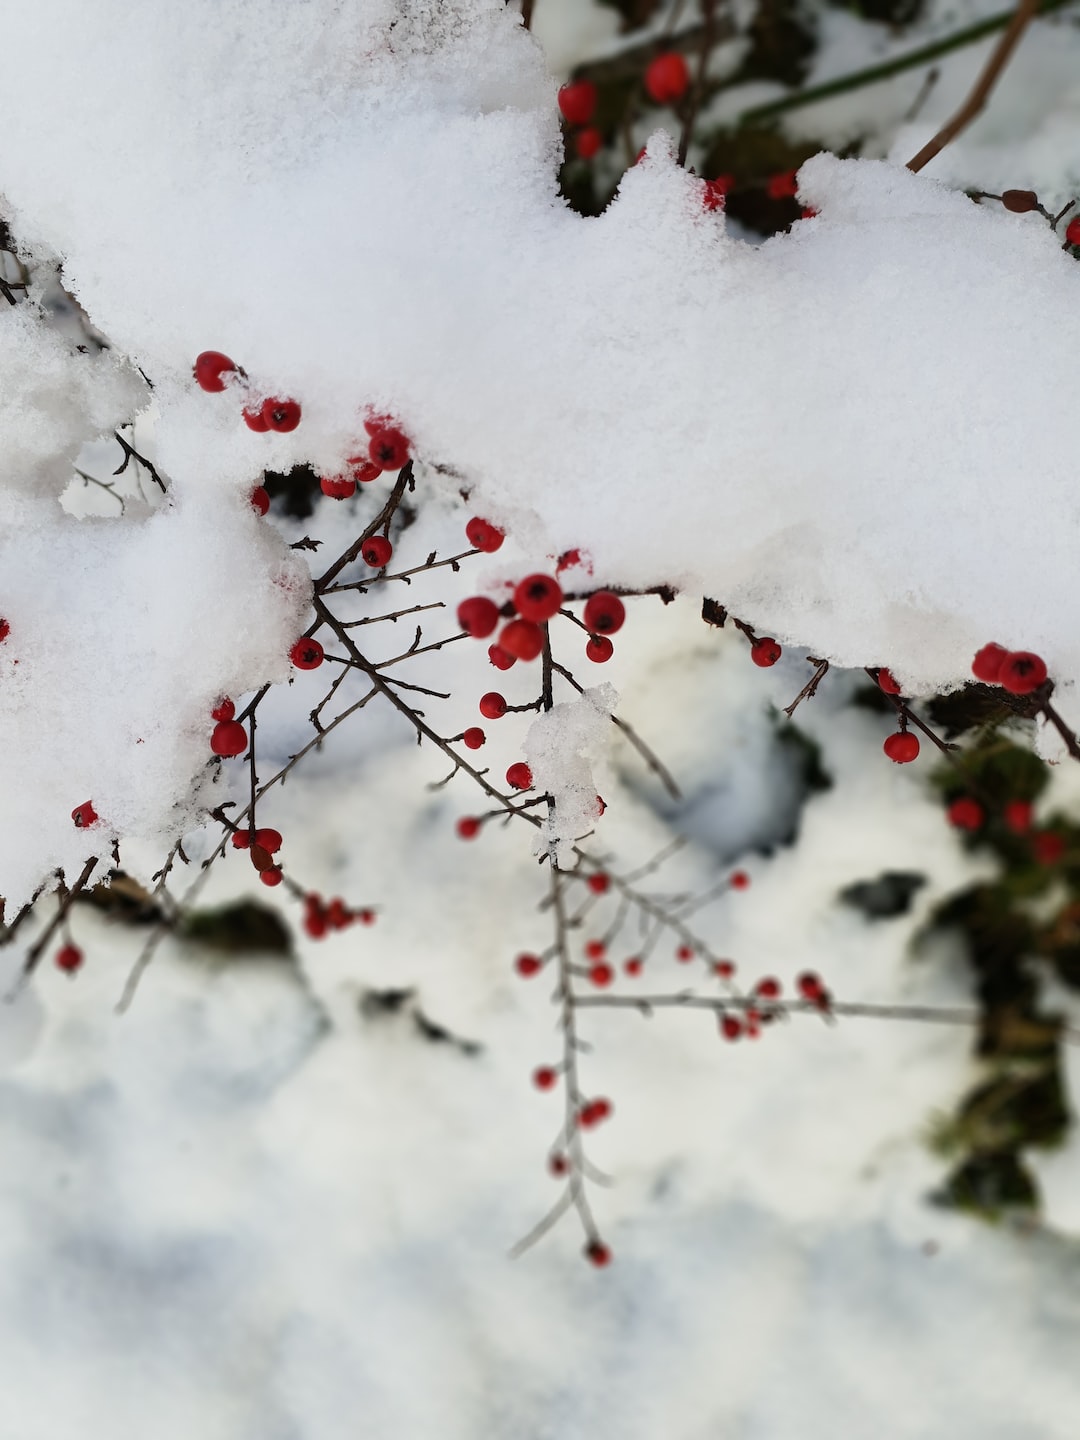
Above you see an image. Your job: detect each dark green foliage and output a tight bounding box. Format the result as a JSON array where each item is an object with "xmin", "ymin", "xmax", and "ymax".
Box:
[
  {"xmin": 180, "ymin": 900, "xmax": 293, "ymax": 957},
  {"xmin": 840, "ymin": 871, "xmax": 926, "ymax": 919}
]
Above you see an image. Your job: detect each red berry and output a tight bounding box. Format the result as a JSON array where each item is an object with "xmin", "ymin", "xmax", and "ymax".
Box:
[
  {"xmin": 361, "ymin": 535, "xmax": 393, "ymax": 568},
  {"xmin": 458, "ymin": 597, "xmax": 500, "ymax": 639},
  {"xmin": 290, "ymin": 637, "xmax": 325, "ymax": 670},
  {"xmin": 797, "ymin": 971, "xmax": 827, "ymax": 1003},
  {"xmin": 456, "ymin": 816, "xmax": 481, "ymax": 840},
  {"xmin": 972, "ymin": 643, "xmax": 1009, "ymax": 683},
  {"xmin": 766, "ymin": 169, "xmax": 799, "ymax": 200},
  {"xmin": 579, "ymin": 1098, "xmax": 612, "ymax": 1127},
  {"xmin": 211, "ymin": 719, "xmax": 248, "ymax": 758},
  {"xmin": 466, "ymin": 517, "xmax": 505, "ymax": 553},
  {"xmin": 999, "ymin": 651, "xmax": 1047, "ymax": 694},
  {"xmin": 55, "ymin": 943, "xmax": 84, "ymax": 974},
  {"xmin": 499, "ymin": 619, "xmax": 545, "ymax": 662},
  {"xmin": 755, "ymin": 976, "xmax": 781, "ymax": 999},
  {"xmin": 193, "ymin": 351, "xmax": 237, "ymax": 392},
  {"xmin": 676, "ymin": 944, "xmax": 694, "ymax": 962},
  {"xmin": 488, "ymin": 644, "xmax": 516, "ymax": 671},
  {"xmin": 1066, "ymin": 216, "xmax": 1080, "ymax": 246},
  {"xmin": 624, "ymin": 957, "xmax": 643, "ymax": 977},
  {"xmin": 513, "ymin": 574, "xmax": 563, "ymax": 623},
  {"xmin": 72, "ymin": 800, "xmax": 98, "ymax": 828},
  {"xmin": 303, "ymin": 909, "xmax": 328, "ymax": 939},
  {"xmin": 0, "ymin": 618, "xmax": 9, "ymax": 643},
  {"xmin": 506, "ymin": 762, "xmax": 533, "ymax": 790},
  {"xmin": 584, "ymin": 1239, "xmax": 612, "ymax": 1268},
  {"xmin": 243, "ymin": 407, "xmax": 270, "ymax": 433},
  {"xmin": 261, "ymin": 398, "xmax": 301, "ymax": 433},
  {"xmin": 729, "ymin": 871, "xmax": 750, "ymax": 890},
  {"xmin": 231, "ymin": 830, "xmax": 251, "ymax": 849},
  {"xmin": 347, "ymin": 458, "xmax": 383, "ymax": 483},
  {"xmin": 357, "ymin": 908, "xmax": 376, "ymax": 925},
  {"xmin": 583, "ymin": 591, "xmax": 626, "ymax": 635},
  {"xmin": 947, "ymin": 798, "xmax": 984, "ymax": 831},
  {"xmin": 715, "ymin": 960, "xmax": 735, "ymax": 979},
  {"xmin": 702, "ymin": 175, "xmax": 733, "ymax": 210},
  {"xmin": 720, "ymin": 1014, "xmax": 742, "ymax": 1041},
  {"xmin": 515, "ymin": 952, "xmax": 543, "ymax": 978},
  {"xmin": 751, "ymin": 637, "xmax": 782, "ymax": 667},
  {"xmin": 463, "ymin": 727, "xmax": 486, "ymax": 750},
  {"xmin": 549, "ymin": 1153, "xmax": 570, "ymax": 1178},
  {"xmin": 363, "ymin": 413, "xmax": 393, "ymax": 437},
  {"xmin": 254, "ymin": 827, "xmax": 282, "ymax": 853},
  {"xmin": 557, "ymin": 79, "xmax": 597, "ymax": 126},
  {"xmin": 575, "ymin": 127, "xmax": 602, "ymax": 161},
  {"xmin": 326, "ymin": 898, "xmax": 351, "ymax": 929},
  {"xmin": 585, "ymin": 635, "xmax": 613, "ymax": 664},
  {"xmin": 588, "ymin": 962, "xmax": 614, "ymax": 987},
  {"xmin": 479, "ymin": 692, "xmax": 507, "ymax": 720},
  {"xmin": 211, "ymin": 698, "xmax": 235, "ymax": 723},
  {"xmin": 587, "ymin": 873, "xmax": 609, "ymax": 894},
  {"xmin": 250, "ymin": 486, "xmax": 270, "ymax": 514},
  {"xmin": 877, "ymin": 668, "xmax": 901, "ymax": 696},
  {"xmin": 260, "ymin": 866, "xmax": 284, "ymax": 887},
  {"xmin": 883, "ymin": 731, "xmax": 920, "ymax": 764},
  {"xmin": 584, "ymin": 939, "xmax": 606, "ymax": 960},
  {"xmin": 321, "ymin": 475, "xmax": 357, "ymax": 501},
  {"xmin": 1004, "ymin": 799, "xmax": 1033, "ymax": 835},
  {"xmin": 1033, "ymin": 831, "xmax": 1066, "ymax": 865},
  {"xmin": 367, "ymin": 426, "xmax": 410, "ymax": 470},
  {"xmin": 533, "ymin": 1066, "xmax": 558, "ymax": 1091},
  {"xmin": 644, "ymin": 50, "xmax": 689, "ymax": 104}
]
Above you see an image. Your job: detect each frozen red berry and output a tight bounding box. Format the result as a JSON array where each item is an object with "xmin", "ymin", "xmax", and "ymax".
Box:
[
  {"xmin": 488, "ymin": 644, "xmax": 516, "ymax": 671},
  {"xmin": 578, "ymin": 1098, "xmax": 612, "ymax": 1127},
  {"xmin": 261, "ymin": 398, "xmax": 301, "ymax": 433},
  {"xmin": 1004, "ymin": 799, "xmax": 1033, "ymax": 835},
  {"xmin": 211, "ymin": 719, "xmax": 248, "ymax": 758},
  {"xmin": 715, "ymin": 960, "xmax": 735, "ymax": 979},
  {"xmin": 357, "ymin": 908, "xmax": 376, "ymax": 925},
  {"xmin": 575, "ymin": 127, "xmax": 602, "ymax": 160},
  {"xmin": 549, "ymin": 1153, "xmax": 570, "ymax": 1178},
  {"xmin": 587, "ymin": 873, "xmax": 609, "ymax": 895},
  {"xmin": 456, "ymin": 816, "xmax": 481, "ymax": 840},
  {"xmin": 947, "ymin": 797, "xmax": 984, "ymax": 831},
  {"xmin": 513, "ymin": 574, "xmax": 563, "ymax": 623},
  {"xmin": 883, "ymin": 731, "xmax": 920, "ymax": 764},
  {"xmin": 231, "ymin": 829, "xmax": 251, "ymax": 849},
  {"xmin": 797, "ymin": 971, "xmax": 827, "ymax": 1003},
  {"xmin": 557, "ymin": 79, "xmax": 597, "ymax": 126},
  {"xmin": 0, "ymin": 618, "xmax": 9, "ymax": 643},
  {"xmin": 584, "ymin": 939, "xmax": 606, "ymax": 961},
  {"xmin": 766, "ymin": 169, "xmax": 799, "ymax": 199},
  {"xmin": 644, "ymin": 50, "xmax": 689, "ymax": 104},
  {"xmin": 326, "ymin": 898, "xmax": 351, "ymax": 929},
  {"xmin": 254, "ymin": 827, "xmax": 282, "ymax": 853},
  {"xmin": 585, "ymin": 635, "xmax": 613, "ymax": 664},
  {"xmin": 466, "ymin": 517, "xmax": 505, "ymax": 553},
  {"xmin": 479, "ymin": 692, "xmax": 507, "ymax": 720},
  {"xmin": 290, "ymin": 637, "xmax": 325, "ymax": 670},
  {"xmin": 751, "ymin": 637, "xmax": 781, "ymax": 667},
  {"xmin": 367, "ymin": 425, "xmax": 410, "ymax": 470},
  {"xmin": 676, "ymin": 944, "xmax": 694, "ymax": 962},
  {"xmin": 250, "ymin": 486, "xmax": 270, "ymax": 514},
  {"xmin": 755, "ymin": 976, "xmax": 781, "ymax": 999},
  {"xmin": 55, "ymin": 943, "xmax": 84, "ymax": 974},
  {"xmin": 499, "ymin": 619, "xmax": 545, "ymax": 662},
  {"xmin": 702, "ymin": 175, "xmax": 733, "ymax": 210},
  {"xmin": 729, "ymin": 871, "xmax": 750, "ymax": 891},
  {"xmin": 303, "ymin": 908, "xmax": 328, "ymax": 939},
  {"xmin": 347, "ymin": 458, "xmax": 383, "ymax": 483},
  {"xmin": 462, "ymin": 727, "xmax": 486, "ymax": 750},
  {"xmin": 624, "ymin": 957, "xmax": 643, "ymax": 977},
  {"xmin": 533, "ymin": 1065, "xmax": 558, "ymax": 1091},
  {"xmin": 260, "ymin": 866, "xmax": 284, "ymax": 887},
  {"xmin": 972, "ymin": 643, "xmax": 1009, "ymax": 683},
  {"xmin": 1066, "ymin": 216, "xmax": 1080, "ymax": 246},
  {"xmin": 999, "ymin": 651, "xmax": 1047, "ymax": 694},
  {"xmin": 211, "ymin": 698, "xmax": 235, "ymax": 723},
  {"xmin": 458, "ymin": 597, "xmax": 500, "ymax": 639},
  {"xmin": 193, "ymin": 351, "xmax": 238, "ymax": 392},
  {"xmin": 506, "ymin": 762, "xmax": 533, "ymax": 790},
  {"xmin": 243, "ymin": 407, "xmax": 270, "ymax": 433},
  {"xmin": 877, "ymin": 668, "xmax": 901, "ymax": 696},
  {"xmin": 361, "ymin": 535, "xmax": 393, "ymax": 568},
  {"xmin": 584, "ymin": 1239, "xmax": 612, "ymax": 1268},
  {"xmin": 1033, "ymin": 831, "xmax": 1065, "ymax": 865},
  {"xmin": 720, "ymin": 1013, "xmax": 742, "ymax": 1041},
  {"xmin": 72, "ymin": 800, "xmax": 98, "ymax": 828},
  {"xmin": 583, "ymin": 591, "xmax": 625, "ymax": 635},
  {"xmin": 321, "ymin": 474, "xmax": 357, "ymax": 501},
  {"xmin": 588, "ymin": 961, "xmax": 614, "ymax": 987},
  {"xmin": 515, "ymin": 952, "xmax": 543, "ymax": 978}
]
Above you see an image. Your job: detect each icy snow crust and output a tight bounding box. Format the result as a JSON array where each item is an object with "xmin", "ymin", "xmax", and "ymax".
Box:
[{"xmin": 2, "ymin": 0, "xmax": 1079, "ymax": 895}]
